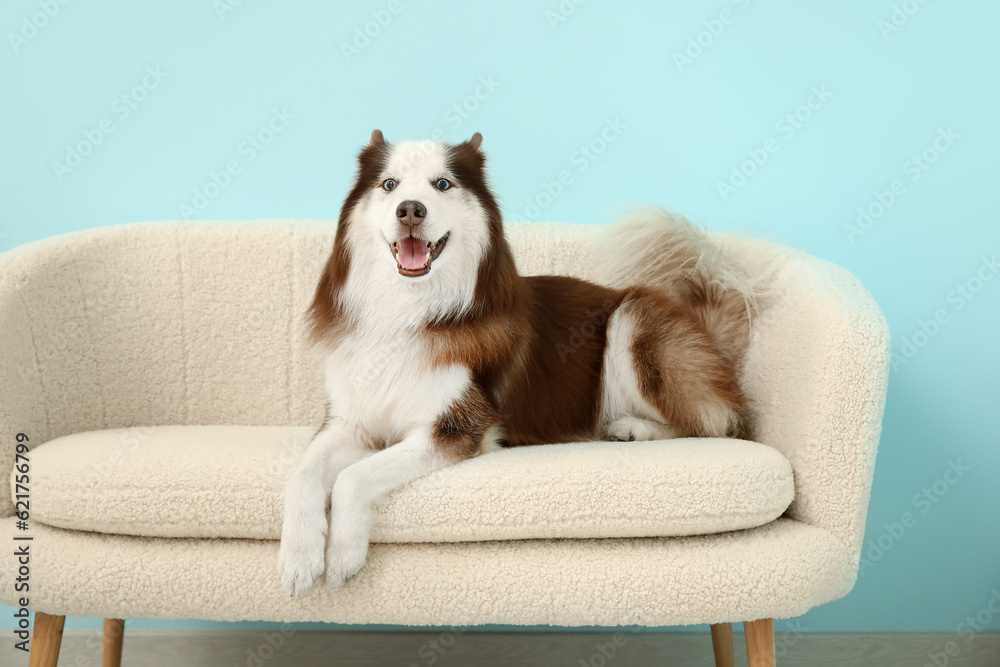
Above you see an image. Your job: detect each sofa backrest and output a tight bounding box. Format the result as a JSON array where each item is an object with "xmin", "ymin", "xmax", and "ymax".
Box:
[{"xmin": 0, "ymin": 220, "xmax": 890, "ymax": 574}]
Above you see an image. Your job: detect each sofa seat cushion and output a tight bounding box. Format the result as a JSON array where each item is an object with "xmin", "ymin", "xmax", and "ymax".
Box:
[{"xmin": 19, "ymin": 425, "xmax": 794, "ymax": 542}]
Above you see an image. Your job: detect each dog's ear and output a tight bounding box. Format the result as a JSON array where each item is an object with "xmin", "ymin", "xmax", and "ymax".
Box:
[
  {"xmin": 369, "ymin": 129, "xmax": 386, "ymax": 146},
  {"xmin": 467, "ymin": 132, "xmax": 483, "ymax": 151}
]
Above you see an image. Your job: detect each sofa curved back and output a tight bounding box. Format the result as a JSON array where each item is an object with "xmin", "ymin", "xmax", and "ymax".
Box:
[{"xmin": 0, "ymin": 220, "xmax": 889, "ymax": 579}]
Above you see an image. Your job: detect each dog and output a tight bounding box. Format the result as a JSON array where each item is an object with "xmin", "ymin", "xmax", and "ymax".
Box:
[{"xmin": 278, "ymin": 130, "xmax": 759, "ymax": 596}]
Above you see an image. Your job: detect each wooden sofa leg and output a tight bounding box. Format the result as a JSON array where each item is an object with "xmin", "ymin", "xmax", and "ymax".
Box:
[
  {"xmin": 29, "ymin": 612, "xmax": 65, "ymax": 667},
  {"xmin": 103, "ymin": 618, "xmax": 126, "ymax": 667},
  {"xmin": 709, "ymin": 622, "xmax": 735, "ymax": 667},
  {"xmin": 744, "ymin": 618, "xmax": 776, "ymax": 667}
]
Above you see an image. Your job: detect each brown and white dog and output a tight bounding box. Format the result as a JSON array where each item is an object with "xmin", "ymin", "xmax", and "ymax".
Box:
[{"xmin": 278, "ymin": 130, "xmax": 758, "ymax": 596}]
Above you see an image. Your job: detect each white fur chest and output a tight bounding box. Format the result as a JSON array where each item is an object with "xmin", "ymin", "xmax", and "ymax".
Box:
[{"xmin": 320, "ymin": 324, "xmax": 470, "ymax": 443}]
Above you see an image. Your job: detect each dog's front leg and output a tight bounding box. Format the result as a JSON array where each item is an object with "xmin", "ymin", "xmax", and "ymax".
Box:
[
  {"xmin": 325, "ymin": 424, "xmax": 470, "ymax": 587},
  {"xmin": 278, "ymin": 419, "xmax": 369, "ymax": 597}
]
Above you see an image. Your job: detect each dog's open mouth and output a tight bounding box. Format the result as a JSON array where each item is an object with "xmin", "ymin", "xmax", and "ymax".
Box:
[{"xmin": 390, "ymin": 232, "xmax": 450, "ymax": 277}]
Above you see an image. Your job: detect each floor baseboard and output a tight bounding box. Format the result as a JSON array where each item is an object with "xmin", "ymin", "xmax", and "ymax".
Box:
[{"xmin": 2, "ymin": 629, "xmax": 998, "ymax": 666}]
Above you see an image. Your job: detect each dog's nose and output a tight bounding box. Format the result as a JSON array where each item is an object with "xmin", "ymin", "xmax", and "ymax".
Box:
[{"xmin": 396, "ymin": 200, "xmax": 426, "ymax": 227}]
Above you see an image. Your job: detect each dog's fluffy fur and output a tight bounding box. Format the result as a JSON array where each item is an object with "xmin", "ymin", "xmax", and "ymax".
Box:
[{"xmin": 278, "ymin": 131, "xmax": 760, "ymax": 596}]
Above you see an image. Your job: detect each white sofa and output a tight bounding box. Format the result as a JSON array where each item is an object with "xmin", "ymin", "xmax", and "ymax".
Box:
[{"xmin": 0, "ymin": 220, "xmax": 890, "ymax": 666}]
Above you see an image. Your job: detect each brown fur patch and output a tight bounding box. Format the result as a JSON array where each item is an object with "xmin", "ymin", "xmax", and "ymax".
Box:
[
  {"xmin": 426, "ymin": 275, "xmax": 624, "ymax": 446},
  {"xmin": 624, "ymin": 287, "xmax": 746, "ymax": 438},
  {"xmin": 500, "ymin": 277, "xmax": 624, "ymax": 444},
  {"xmin": 433, "ymin": 383, "xmax": 499, "ymax": 459},
  {"xmin": 307, "ymin": 139, "xmax": 390, "ymax": 343},
  {"xmin": 677, "ymin": 277, "xmax": 752, "ymax": 372},
  {"xmin": 446, "ymin": 138, "xmax": 522, "ymax": 318},
  {"xmin": 427, "ymin": 138, "xmax": 629, "ymax": 445}
]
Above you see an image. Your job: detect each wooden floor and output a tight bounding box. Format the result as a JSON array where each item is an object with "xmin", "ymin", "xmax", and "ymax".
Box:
[{"xmin": 2, "ymin": 629, "xmax": 998, "ymax": 666}]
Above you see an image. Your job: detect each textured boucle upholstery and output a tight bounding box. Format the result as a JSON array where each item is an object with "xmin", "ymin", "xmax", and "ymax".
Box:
[
  {"xmin": 0, "ymin": 517, "xmax": 851, "ymax": 625},
  {"xmin": 0, "ymin": 220, "xmax": 890, "ymax": 625},
  {"xmin": 23, "ymin": 426, "xmax": 794, "ymax": 541}
]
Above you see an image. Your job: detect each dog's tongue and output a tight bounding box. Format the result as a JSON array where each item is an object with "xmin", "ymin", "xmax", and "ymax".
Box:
[{"xmin": 399, "ymin": 237, "xmax": 431, "ymax": 270}]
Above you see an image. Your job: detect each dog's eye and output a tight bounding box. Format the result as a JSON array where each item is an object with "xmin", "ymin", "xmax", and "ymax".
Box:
[
  {"xmin": 382, "ymin": 178, "xmax": 396, "ymax": 191},
  {"xmin": 435, "ymin": 178, "xmax": 451, "ymax": 191}
]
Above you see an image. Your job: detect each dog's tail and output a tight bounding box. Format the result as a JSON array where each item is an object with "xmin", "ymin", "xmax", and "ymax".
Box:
[{"xmin": 598, "ymin": 205, "xmax": 770, "ymax": 369}]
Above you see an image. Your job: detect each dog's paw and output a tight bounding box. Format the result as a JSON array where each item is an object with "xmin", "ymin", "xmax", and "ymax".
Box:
[
  {"xmin": 605, "ymin": 417, "xmax": 680, "ymax": 442},
  {"xmin": 278, "ymin": 533, "xmax": 326, "ymax": 597},
  {"xmin": 325, "ymin": 535, "xmax": 369, "ymax": 588}
]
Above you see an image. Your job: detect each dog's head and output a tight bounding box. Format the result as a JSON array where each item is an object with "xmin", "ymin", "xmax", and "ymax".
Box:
[
  {"xmin": 310, "ymin": 131, "xmax": 518, "ymax": 341},
  {"xmin": 349, "ymin": 131, "xmax": 500, "ymax": 277},
  {"xmin": 327, "ymin": 130, "xmax": 509, "ymax": 320}
]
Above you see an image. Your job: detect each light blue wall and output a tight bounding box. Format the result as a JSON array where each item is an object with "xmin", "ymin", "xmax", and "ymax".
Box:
[{"xmin": 2, "ymin": 0, "xmax": 998, "ymax": 637}]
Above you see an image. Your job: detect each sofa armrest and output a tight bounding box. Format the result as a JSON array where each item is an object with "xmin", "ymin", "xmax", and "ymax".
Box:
[
  {"xmin": 734, "ymin": 238, "xmax": 891, "ymax": 578},
  {"xmin": 0, "ymin": 243, "xmax": 52, "ymax": 518}
]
